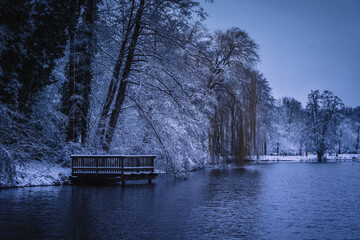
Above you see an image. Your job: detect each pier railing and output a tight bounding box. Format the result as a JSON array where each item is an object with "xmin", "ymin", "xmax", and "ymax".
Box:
[{"xmin": 71, "ymin": 155, "xmax": 155, "ymax": 176}]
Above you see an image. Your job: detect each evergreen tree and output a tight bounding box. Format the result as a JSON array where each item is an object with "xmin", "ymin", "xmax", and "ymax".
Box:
[
  {"xmin": 0, "ymin": 0, "xmax": 83, "ymax": 112},
  {"xmin": 62, "ymin": 0, "xmax": 98, "ymax": 145}
]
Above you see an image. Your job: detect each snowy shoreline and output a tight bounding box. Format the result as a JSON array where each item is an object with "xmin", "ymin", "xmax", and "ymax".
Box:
[
  {"xmin": 1, "ymin": 154, "xmax": 359, "ymax": 189},
  {"xmin": 248, "ymin": 154, "xmax": 359, "ymax": 162},
  {"xmin": 0, "ymin": 161, "xmax": 71, "ymax": 189}
]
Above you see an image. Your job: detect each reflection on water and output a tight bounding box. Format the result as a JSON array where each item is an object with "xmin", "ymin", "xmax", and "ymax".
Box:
[{"xmin": 1, "ymin": 162, "xmax": 360, "ymax": 239}]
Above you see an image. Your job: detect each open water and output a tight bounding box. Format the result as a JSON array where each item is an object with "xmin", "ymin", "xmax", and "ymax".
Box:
[{"xmin": 1, "ymin": 162, "xmax": 360, "ymax": 239}]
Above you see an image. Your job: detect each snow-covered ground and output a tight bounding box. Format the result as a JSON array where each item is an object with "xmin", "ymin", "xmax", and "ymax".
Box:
[
  {"xmin": 249, "ymin": 154, "xmax": 359, "ymax": 162},
  {"xmin": 0, "ymin": 161, "xmax": 71, "ymax": 188}
]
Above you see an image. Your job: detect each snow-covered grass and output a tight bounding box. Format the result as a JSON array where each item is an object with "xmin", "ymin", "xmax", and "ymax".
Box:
[
  {"xmin": 249, "ymin": 154, "xmax": 359, "ymax": 162},
  {"xmin": 0, "ymin": 161, "xmax": 71, "ymax": 188}
]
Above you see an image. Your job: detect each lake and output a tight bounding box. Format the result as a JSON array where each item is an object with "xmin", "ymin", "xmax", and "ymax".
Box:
[{"xmin": 1, "ymin": 162, "xmax": 360, "ymax": 239}]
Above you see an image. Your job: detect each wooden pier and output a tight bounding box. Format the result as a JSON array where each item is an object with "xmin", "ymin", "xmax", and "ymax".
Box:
[{"xmin": 70, "ymin": 155, "xmax": 158, "ymax": 185}]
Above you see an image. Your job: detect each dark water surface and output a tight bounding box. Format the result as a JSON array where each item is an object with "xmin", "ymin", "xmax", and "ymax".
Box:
[{"xmin": 1, "ymin": 162, "xmax": 360, "ymax": 239}]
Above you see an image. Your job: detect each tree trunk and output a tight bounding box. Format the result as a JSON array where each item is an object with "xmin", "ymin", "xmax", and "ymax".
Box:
[
  {"xmin": 230, "ymin": 103, "xmax": 235, "ymax": 158},
  {"xmin": 317, "ymin": 151, "xmax": 323, "ymax": 162},
  {"xmin": 67, "ymin": 31, "xmax": 76, "ymax": 142},
  {"xmin": 220, "ymin": 113, "xmax": 225, "ymax": 159},
  {"xmin": 264, "ymin": 141, "xmax": 267, "ymax": 156},
  {"xmin": 65, "ymin": 1, "xmax": 95, "ymax": 144},
  {"xmin": 80, "ymin": 0, "xmax": 96, "ymax": 146},
  {"xmin": 239, "ymin": 119, "xmax": 245, "ymax": 165},
  {"xmin": 102, "ymin": 0, "xmax": 145, "ymax": 152},
  {"xmin": 95, "ymin": 0, "xmax": 135, "ymax": 148},
  {"xmin": 337, "ymin": 129, "xmax": 342, "ymax": 156},
  {"xmin": 356, "ymin": 127, "xmax": 359, "ymax": 152},
  {"xmin": 212, "ymin": 109, "xmax": 219, "ymax": 163},
  {"xmin": 250, "ymin": 76, "xmax": 257, "ymax": 156},
  {"xmin": 209, "ymin": 130, "xmax": 214, "ymax": 164}
]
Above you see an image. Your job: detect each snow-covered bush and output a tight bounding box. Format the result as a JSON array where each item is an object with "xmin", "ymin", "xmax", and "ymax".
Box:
[{"xmin": 0, "ymin": 83, "xmax": 67, "ymax": 187}]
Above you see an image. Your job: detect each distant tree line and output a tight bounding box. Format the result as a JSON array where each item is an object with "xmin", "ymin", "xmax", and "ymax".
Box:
[{"xmin": 271, "ymin": 91, "xmax": 360, "ymax": 162}]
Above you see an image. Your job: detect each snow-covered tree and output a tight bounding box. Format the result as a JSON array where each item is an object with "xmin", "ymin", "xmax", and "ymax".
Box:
[
  {"xmin": 92, "ymin": 0, "xmax": 206, "ymax": 152},
  {"xmin": 270, "ymin": 97, "xmax": 305, "ymax": 155},
  {"xmin": 336, "ymin": 107, "xmax": 360, "ymax": 154},
  {"xmin": 193, "ymin": 27, "xmax": 263, "ymax": 164},
  {"xmin": 353, "ymin": 107, "xmax": 360, "ymax": 153},
  {"xmin": 305, "ymin": 90, "xmax": 344, "ymax": 162}
]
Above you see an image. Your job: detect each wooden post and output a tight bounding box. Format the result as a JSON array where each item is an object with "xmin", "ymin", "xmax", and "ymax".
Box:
[
  {"xmin": 136, "ymin": 157, "xmax": 140, "ymax": 172},
  {"xmin": 151, "ymin": 157, "xmax": 154, "ymax": 172},
  {"xmin": 121, "ymin": 157, "xmax": 124, "ymax": 175},
  {"xmin": 96, "ymin": 157, "xmax": 98, "ymax": 175}
]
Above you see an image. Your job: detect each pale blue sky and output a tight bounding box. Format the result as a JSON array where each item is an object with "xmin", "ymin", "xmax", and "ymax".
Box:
[{"xmin": 200, "ymin": 0, "xmax": 360, "ymax": 107}]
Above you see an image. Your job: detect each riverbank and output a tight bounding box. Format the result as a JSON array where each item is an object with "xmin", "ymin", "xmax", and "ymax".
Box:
[
  {"xmin": 2, "ymin": 153, "xmax": 359, "ymax": 189},
  {"xmin": 0, "ymin": 161, "xmax": 71, "ymax": 189},
  {"xmin": 249, "ymin": 153, "xmax": 359, "ymax": 162}
]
